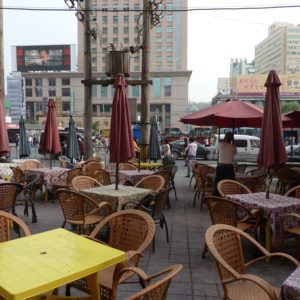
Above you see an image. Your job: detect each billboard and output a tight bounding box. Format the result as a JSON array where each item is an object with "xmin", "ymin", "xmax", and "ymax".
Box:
[{"xmin": 14, "ymin": 45, "xmax": 72, "ymax": 72}]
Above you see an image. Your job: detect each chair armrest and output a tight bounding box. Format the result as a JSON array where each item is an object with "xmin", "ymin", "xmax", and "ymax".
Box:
[
  {"xmin": 88, "ymin": 201, "xmax": 112, "ymax": 216},
  {"xmin": 121, "ymin": 200, "xmax": 141, "ymax": 210}
]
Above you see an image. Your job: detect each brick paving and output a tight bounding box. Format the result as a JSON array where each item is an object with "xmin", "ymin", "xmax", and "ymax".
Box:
[{"xmin": 13, "ymin": 159, "xmax": 299, "ymax": 299}]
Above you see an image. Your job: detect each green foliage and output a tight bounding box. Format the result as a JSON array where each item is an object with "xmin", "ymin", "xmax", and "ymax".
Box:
[{"xmin": 281, "ymin": 102, "xmax": 300, "ymax": 113}]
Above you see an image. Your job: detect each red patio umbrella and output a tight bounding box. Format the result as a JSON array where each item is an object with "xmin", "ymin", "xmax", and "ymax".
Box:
[
  {"xmin": 0, "ymin": 92, "xmax": 9, "ymax": 159},
  {"xmin": 257, "ymin": 70, "xmax": 288, "ymax": 198},
  {"xmin": 40, "ymin": 99, "xmax": 61, "ymax": 168},
  {"xmin": 109, "ymin": 74, "xmax": 135, "ymax": 189}
]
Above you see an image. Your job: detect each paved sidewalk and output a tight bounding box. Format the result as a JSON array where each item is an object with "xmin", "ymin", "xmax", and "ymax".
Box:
[{"xmin": 15, "ymin": 160, "xmax": 299, "ymax": 299}]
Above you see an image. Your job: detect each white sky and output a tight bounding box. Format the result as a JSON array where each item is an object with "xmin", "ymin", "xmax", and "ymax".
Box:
[{"xmin": 4, "ymin": 0, "xmax": 300, "ymax": 102}]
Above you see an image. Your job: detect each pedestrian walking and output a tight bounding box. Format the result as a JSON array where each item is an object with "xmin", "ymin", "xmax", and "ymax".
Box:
[{"xmin": 185, "ymin": 137, "xmax": 197, "ymax": 177}]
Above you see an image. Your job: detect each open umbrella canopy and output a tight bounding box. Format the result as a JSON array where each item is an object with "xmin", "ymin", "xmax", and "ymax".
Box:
[
  {"xmin": 110, "ymin": 75, "xmax": 135, "ymax": 189},
  {"xmin": 180, "ymin": 99, "xmax": 264, "ymax": 128},
  {"xmin": 40, "ymin": 99, "xmax": 61, "ymax": 165},
  {"xmin": 284, "ymin": 109, "xmax": 300, "ymax": 128},
  {"xmin": 19, "ymin": 116, "xmax": 30, "ymax": 158},
  {"xmin": 0, "ymin": 97, "xmax": 9, "ymax": 158},
  {"xmin": 148, "ymin": 117, "xmax": 161, "ymax": 161},
  {"xmin": 66, "ymin": 115, "xmax": 80, "ymax": 163},
  {"xmin": 257, "ymin": 70, "xmax": 288, "ymax": 170}
]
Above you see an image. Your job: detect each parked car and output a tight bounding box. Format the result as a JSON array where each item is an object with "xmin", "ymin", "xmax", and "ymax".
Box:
[
  {"xmin": 170, "ymin": 139, "xmax": 210, "ymax": 160},
  {"xmin": 285, "ymin": 144, "xmax": 300, "ymax": 155}
]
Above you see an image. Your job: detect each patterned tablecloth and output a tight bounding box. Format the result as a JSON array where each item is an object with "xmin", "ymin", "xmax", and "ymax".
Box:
[
  {"xmin": 281, "ymin": 267, "xmax": 300, "ymax": 299},
  {"xmin": 81, "ymin": 184, "xmax": 153, "ymax": 211},
  {"xmin": 0, "ymin": 163, "xmax": 17, "ymax": 180},
  {"xmin": 119, "ymin": 170, "xmax": 154, "ymax": 185},
  {"xmin": 28, "ymin": 167, "xmax": 68, "ymax": 192},
  {"xmin": 227, "ymin": 192, "xmax": 300, "ymax": 246}
]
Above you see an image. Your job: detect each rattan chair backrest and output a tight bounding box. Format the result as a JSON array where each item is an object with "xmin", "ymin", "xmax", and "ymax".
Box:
[
  {"xmin": 0, "ymin": 211, "xmax": 31, "ymax": 242},
  {"xmin": 82, "ymin": 162, "xmax": 103, "ymax": 178},
  {"xmin": 0, "ymin": 183, "xmax": 22, "ymax": 211},
  {"xmin": 71, "ymin": 175, "xmax": 102, "ymax": 192},
  {"xmin": 234, "ymin": 164, "xmax": 248, "ymax": 174},
  {"xmin": 124, "ymin": 264, "xmax": 183, "ymax": 300},
  {"xmin": 20, "ymin": 160, "xmax": 44, "ymax": 170},
  {"xmin": 153, "ymin": 170, "xmax": 171, "ymax": 188},
  {"xmin": 245, "ymin": 168, "xmax": 267, "ymax": 176},
  {"xmin": 217, "ymin": 179, "xmax": 252, "ymax": 197},
  {"xmin": 98, "ymin": 169, "xmax": 112, "ymax": 186},
  {"xmin": 65, "ymin": 168, "xmax": 82, "ymax": 185},
  {"xmin": 90, "ymin": 209, "xmax": 155, "ymax": 253},
  {"xmin": 119, "ymin": 163, "xmax": 138, "ymax": 170},
  {"xmin": 151, "ymin": 187, "xmax": 172, "ymax": 218},
  {"xmin": 284, "ymin": 184, "xmax": 300, "ymax": 198},
  {"xmin": 10, "ymin": 166, "xmax": 26, "ymax": 183},
  {"xmin": 135, "ymin": 175, "xmax": 165, "ymax": 192}
]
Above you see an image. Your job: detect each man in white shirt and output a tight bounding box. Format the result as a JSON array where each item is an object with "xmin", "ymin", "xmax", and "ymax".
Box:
[
  {"xmin": 185, "ymin": 137, "xmax": 197, "ymax": 177},
  {"xmin": 214, "ymin": 132, "xmax": 237, "ymax": 195}
]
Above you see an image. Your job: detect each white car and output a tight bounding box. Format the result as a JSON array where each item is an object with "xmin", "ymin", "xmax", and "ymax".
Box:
[{"xmin": 285, "ymin": 144, "xmax": 300, "ymax": 155}]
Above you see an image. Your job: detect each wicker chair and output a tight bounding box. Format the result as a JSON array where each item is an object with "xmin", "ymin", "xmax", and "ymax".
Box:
[
  {"xmin": 249, "ymin": 174, "xmax": 267, "ymax": 193},
  {"xmin": 193, "ymin": 165, "xmax": 215, "ymax": 209},
  {"xmin": 82, "ymin": 161, "xmax": 104, "ymax": 179},
  {"xmin": 245, "ymin": 168, "xmax": 267, "ymax": 176},
  {"xmin": 284, "ymin": 184, "xmax": 300, "ymax": 198},
  {"xmin": 65, "ymin": 209, "xmax": 155, "ymax": 300},
  {"xmin": 205, "ymin": 224, "xmax": 299, "ymax": 300},
  {"xmin": 202, "ymin": 196, "xmax": 261, "ymax": 258},
  {"xmin": 135, "ymin": 175, "xmax": 165, "ymax": 193},
  {"xmin": 98, "ymin": 169, "xmax": 112, "ymax": 186},
  {"xmin": 119, "ymin": 162, "xmax": 138, "ymax": 170},
  {"xmin": 234, "ymin": 164, "xmax": 248, "ymax": 174},
  {"xmin": 160, "ymin": 164, "xmax": 178, "ymax": 201},
  {"xmin": 52, "ymin": 167, "xmax": 82, "ymax": 192},
  {"xmin": 0, "ymin": 183, "xmax": 23, "ymax": 216},
  {"xmin": 0, "ymin": 210, "xmax": 31, "ymax": 242},
  {"xmin": 123, "ymin": 187, "xmax": 172, "ymax": 252},
  {"xmin": 20, "ymin": 160, "xmax": 44, "ymax": 171},
  {"xmin": 56, "ymin": 189, "xmax": 112, "ymax": 234},
  {"xmin": 274, "ymin": 166, "xmax": 300, "ymax": 194},
  {"xmin": 71, "ymin": 175, "xmax": 102, "ymax": 192},
  {"xmin": 217, "ymin": 179, "xmax": 252, "ymax": 197},
  {"xmin": 116, "ymin": 264, "xmax": 183, "ymax": 300},
  {"xmin": 153, "ymin": 170, "xmax": 172, "ymax": 208},
  {"xmin": 10, "ymin": 166, "xmax": 26, "ymax": 184}
]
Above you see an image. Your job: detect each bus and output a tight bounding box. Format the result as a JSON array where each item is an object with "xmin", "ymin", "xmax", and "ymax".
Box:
[
  {"xmin": 7, "ymin": 125, "xmax": 19, "ymax": 144},
  {"xmin": 189, "ymin": 127, "xmax": 211, "ymax": 145},
  {"xmin": 163, "ymin": 127, "xmax": 182, "ymax": 142}
]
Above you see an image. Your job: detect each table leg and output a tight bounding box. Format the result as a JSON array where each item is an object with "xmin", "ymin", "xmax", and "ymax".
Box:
[
  {"xmin": 265, "ymin": 222, "xmax": 271, "ymax": 263},
  {"xmin": 86, "ymin": 272, "xmax": 100, "ymax": 299}
]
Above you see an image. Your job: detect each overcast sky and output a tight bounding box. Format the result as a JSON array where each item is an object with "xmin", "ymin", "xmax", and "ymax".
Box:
[{"xmin": 4, "ymin": 0, "xmax": 300, "ymax": 102}]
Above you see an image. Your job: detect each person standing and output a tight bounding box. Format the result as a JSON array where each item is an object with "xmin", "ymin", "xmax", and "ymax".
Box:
[
  {"xmin": 185, "ymin": 137, "xmax": 197, "ymax": 177},
  {"xmin": 183, "ymin": 137, "xmax": 188, "ymax": 166},
  {"xmin": 213, "ymin": 132, "xmax": 237, "ymax": 196}
]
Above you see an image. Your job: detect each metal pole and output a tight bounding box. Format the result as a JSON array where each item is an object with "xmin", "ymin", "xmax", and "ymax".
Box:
[
  {"xmin": 0, "ymin": 0, "xmax": 4, "ymax": 95},
  {"xmin": 140, "ymin": 0, "xmax": 151, "ymax": 151},
  {"xmin": 83, "ymin": 0, "xmax": 93, "ymax": 159}
]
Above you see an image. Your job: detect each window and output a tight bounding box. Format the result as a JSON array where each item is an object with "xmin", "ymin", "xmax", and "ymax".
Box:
[
  {"xmin": 113, "ymin": 27, "xmax": 118, "ymax": 34},
  {"xmin": 134, "ymin": 15, "xmax": 139, "ymax": 23},
  {"xmin": 62, "ymin": 88, "xmax": 70, "ymax": 97},
  {"xmin": 156, "ymin": 56, "xmax": 162, "ymax": 62},
  {"xmin": 167, "ymin": 56, "xmax": 173, "ymax": 62},
  {"xmin": 62, "ymin": 101, "xmax": 70, "ymax": 112},
  {"xmin": 35, "ymin": 78, "xmax": 42, "ymax": 86},
  {"xmin": 166, "ymin": 27, "xmax": 173, "ymax": 33},
  {"xmin": 134, "ymin": 66, "xmax": 140, "ymax": 71},
  {"xmin": 124, "ymin": 15, "xmax": 129, "ymax": 23},
  {"xmin": 25, "ymin": 78, "xmax": 32, "ymax": 86},
  {"xmin": 62, "ymin": 78, "xmax": 70, "ymax": 85},
  {"xmin": 92, "ymin": 84, "xmax": 97, "ymax": 97},
  {"xmin": 92, "ymin": 57, "xmax": 97, "ymax": 64},
  {"xmin": 36, "ymin": 101, "xmax": 43, "ymax": 112},
  {"xmin": 49, "ymin": 89, "xmax": 56, "ymax": 97},
  {"xmin": 156, "ymin": 37, "xmax": 162, "ymax": 43},
  {"xmin": 26, "ymin": 88, "xmax": 32, "ymax": 97},
  {"xmin": 102, "ymin": 4, "xmax": 108, "ymax": 11},
  {"xmin": 101, "ymin": 86, "xmax": 108, "ymax": 97},
  {"xmin": 35, "ymin": 87, "xmax": 43, "ymax": 97},
  {"xmin": 113, "ymin": 4, "xmax": 118, "ymax": 11},
  {"xmin": 124, "ymin": 4, "xmax": 129, "ymax": 11},
  {"xmin": 113, "ymin": 16, "xmax": 118, "ymax": 24},
  {"xmin": 48, "ymin": 78, "xmax": 56, "ymax": 87},
  {"xmin": 124, "ymin": 27, "xmax": 129, "ymax": 34},
  {"xmin": 132, "ymin": 85, "xmax": 139, "ymax": 97},
  {"xmin": 167, "ymin": 46, "xmax": 173, "ymax": 52},
  {"xmin": 113, "ymin": 38, "xmax": 118, "ymax": 44},
  {"xmin": 167, "ymin": 3, "xmax": 173, "ymax": 10},
  {"xmin": 92, "ymin": 47, "xmax": 97, "ymax": 54},
  {"xmin": 102, "ymin": 38, "xmax": 108, "ymax": 45},
  {"xmin": 166, "ymin": 15, "xmax": 173, "ymax": 22},
  {"xmin": 134, "ymin": 3, "xmax": 140, "ymax": 10},
  {"xmin": 156, "ymin": 47, "xmax": 162, "ymax": 52},
  {"xmin": 102, "ymin": 27, "xmax": 108, "ymax": 34},
  {"xmin": 233, "ymin": 140, "xmax": 247, "ymax": 147},
  {"xmin": 102, "ymin": 16, "xmax": 108, "ymax": 24},
  {"xmin": 156, "ymin": 27, "xmax": 162, "ymax": 33},
  {"xmin": 166, "ymin": 37, "xmax": 173, "ymax": 43},
  {"xmin": 164, "ymin": 77, "xmax": 172, "ymax": 96},
  {"xmin": 153, "ymin": 78, "xmax": 161, "ymax": 97},
  {"xmin": 124, "ymin": 37, "xmax": 129, "ymax": 44}
]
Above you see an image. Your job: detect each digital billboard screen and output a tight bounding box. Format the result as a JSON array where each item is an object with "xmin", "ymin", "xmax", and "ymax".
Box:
[{"xmin": 16, "ymin": 45, "xmax": 71, "ymax": 72}]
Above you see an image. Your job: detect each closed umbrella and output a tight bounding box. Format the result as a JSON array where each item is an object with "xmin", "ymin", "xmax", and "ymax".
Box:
[
  {"xmin": 40, "ymin": 99, "xmax": 62, "ymax": 169},
  {"xmin": 148, "ymin": 117, "xmax": 161, "ymax": 162},
  {"xmin": 19, "ymin": 116, "xmax": 31, "ymax": 158},
  {"xmin": 66, "ymin": 115, "xmax": 80, "ymax": 163},
  {"xmin": 0, "ymin": 96, "xmax": 9, "ymax": 159},
  {"xmin": 257, "ymin": 70, "xmax": 288, "ymax": 198},
  {"xmin": 110, "ymin": 74, "xmax": 135, "ymax": 189}
]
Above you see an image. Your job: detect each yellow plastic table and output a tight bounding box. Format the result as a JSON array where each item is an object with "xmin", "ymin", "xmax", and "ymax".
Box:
[
  {"xmin": 0, "ymin": 228, "xmax": 125, "ymax": 300},
  {"xmin": 133, "ymin": 162, "xmax": 162, "ymax": 170}
]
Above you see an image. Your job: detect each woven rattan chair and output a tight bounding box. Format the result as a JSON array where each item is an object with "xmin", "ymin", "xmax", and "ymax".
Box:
[
  {"xmin": 189, "ymin": 162, "xmax": 206, "ymax": 187},
  {"xmin": 217, "ymin": 179, "xmax": 252, "ymax": 197},
  {"xmin": 116, "ymin": 264, "xmax": 182, "ymax": 300},
  {"xmin": 10, "ymin": 166, "xmax": 26, "ymax": 184},
  {"xmin": 71, "ymin": 175, "xmax": 102, "ymax": 192},
  {"xmin": 245, "ymin": 168, "xmax": 267, "ymax": 176},
  {"xmin": 153, "ymin": 170, "xmax": 172, "ymax": 208},
  {"xmin": 52, "ymin": 167, "xmax": 82, "ymax": 192},
  {"xmin": 284, "ymin": 184, "xmax": 300, "ymax": 198},
  {"xmin": 135, "ymin": 174, "xmax": 165, "ymax": 193},
  {"xmin": 193, "ymin": 165, "xmax": 215, "ymax": 209},
  {"xmin": 0, "ymin": 183, "xmax": 23, "ymax": 215},
  {"xmin": 20, "ymin": 160, "xmax": 44, "ymax": 171},
  {"xmin": 202, "ymin": 196, "xmax": 260, "ymax": 258},
  {"xmin": 119, "ymin": 162, "xmax": 138, "ymax": 170},
  {"xmin": 160, "ymin": 164, "xmax": 178, "ymax": 201},
  {"xmin": 274, "ymin": 166, "xmax": 300, "ymax": 194},
  {"xmin": 82, "ymin": 161, "xmax": 104, "ymax": 179},
  {"xmin": 205, "ymin": 224, "xmax": 299, "ymax": 300},
  {"xmin": 234, "ymin": 164, "xmax": 248, "ymax": 174},
  {"xmin": 65, "ymin": 209, "xmax": 155, "ymax": 299},
  {"xmin": 56, "ymin": 189, "xmax": 112, "ymax": 234},
  {"xmin": 249, "ymin": 174, "xmax": 267, "ymax": 193},
  {"xmin": 0, "ymin": 210, "xmax": 31, "ymax": 242},
  {"xmin": 98, "ymin": 169, "xmax": 112, "ymax": 186}
]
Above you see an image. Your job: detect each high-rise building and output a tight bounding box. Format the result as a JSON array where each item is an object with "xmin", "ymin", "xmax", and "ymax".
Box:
[
  {"xmin": 77, "ymin": 0, "xmax": 191, "ymax": 130},
  {"xmin": 255, "ymin": 22, "xmax": 300, "ymax": 74}
]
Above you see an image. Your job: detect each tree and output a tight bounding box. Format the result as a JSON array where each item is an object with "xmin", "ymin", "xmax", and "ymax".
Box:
[{"xmin": 281, "ymin": 102, "xmax": 300, "ymax": 113}]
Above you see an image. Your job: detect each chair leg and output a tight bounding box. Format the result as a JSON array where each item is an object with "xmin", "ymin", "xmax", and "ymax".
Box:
[
  {"xmin": 65, "ymin": 284, "xmax": 71, "ymax": 296},
  {"xmin": 200, "ymin": 192, "xmax": 205, "ymax": 211},
  {"xmin": 189, "ymin": 175, "xmax": 194, "ymax": 186},
  {"xmin": 202, "ymin": 243, "xmax": 208, "ymax": 258},
  {"xmin": 172, "ymin": 180, "xmax": 178, "ymax": 201},
  {"xmin": 152, "ymin": 234, "xmax": 156, "ymax": 252},
  {"xmin": 166, "ymin": 195, "xmax": 171, "ymax": 209},
  {"xmin": 162, "ymin": 217, "xmax": 169, "ymax": 243},
  {"xmin": 61, "ymin": 221, "xmax": 66, "ymax": 228},
  {"xmin": 30, "ymin": 201, "xmax": 37, "ymax": 223}
]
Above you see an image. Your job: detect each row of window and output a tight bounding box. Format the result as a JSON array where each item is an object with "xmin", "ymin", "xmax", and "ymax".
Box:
[
  {"xmin": 100, "ymin": 3, "xmax": 173, "ymax": 11},
  {"xmin": 26, "ymin": 88, "xmax": 70, "ymax": 98},
  {"xmin": 101, "ymin": 14, "xmax": 173, "ymax": 24},
  {"xmin": 25, "ymin": 78, "xmax": 70, "ymax": 87}
]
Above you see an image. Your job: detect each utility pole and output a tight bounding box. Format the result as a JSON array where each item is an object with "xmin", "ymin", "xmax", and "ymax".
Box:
[
  {"xmin": 0, "ymin": 0, "xmax": 5, "ymax": 96},
  {"xmin": 83, "ymin": 0, "xmax": 93, "ymax": 159},
  {"xmin": 140, "ymin": 0, "xmax": 151, "ymax": 148}
]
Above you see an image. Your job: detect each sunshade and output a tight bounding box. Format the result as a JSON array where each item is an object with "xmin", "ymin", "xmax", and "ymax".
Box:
[
  {"xmin": 180, "ymin": 99, "xmax": 263, "ymax": 128},
  {"xmin": 19, "ymin": 116, "xmax": 31, "ymax": 158},
  {"xmin": 40, "ymin": 99, "xmax": 62, "ymax": 168},
  {"xmin": 284, "ymin": 109, "xmax": 300, "ymax": 128},
  {"xmin": 66, "ymin": 115, "xmax": 80, "ymax": 163},
  {"xmin": 257, "ymin": 71, "xmax": 288, "ymax": 197},
  {"xmin": 0, "ymin": 97, "xmax": 9, "ymax": 158},
  {"xmin": 109, "ymin": 74, "xmax": 135, "ymax": 189},
  {"xmin": 148, "ymin": 117, "xmax": 161, "ymax": 162}
]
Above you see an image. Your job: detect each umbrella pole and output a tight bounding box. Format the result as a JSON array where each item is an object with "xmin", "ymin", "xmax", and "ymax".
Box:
[
  {"xmin": 265, "ymin": 169, "xmax": 271, "ymax": 199},
  {"xmin": 138, "ymin": 153, "xmax": 141, "ymax": 172},
  {"xmin": 50, "ymin": 153, "xmax": 52, "ymax": 169},
  {"xmin": 115, "ymin": 163, "xmax": 119, "ymax": 190}
]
